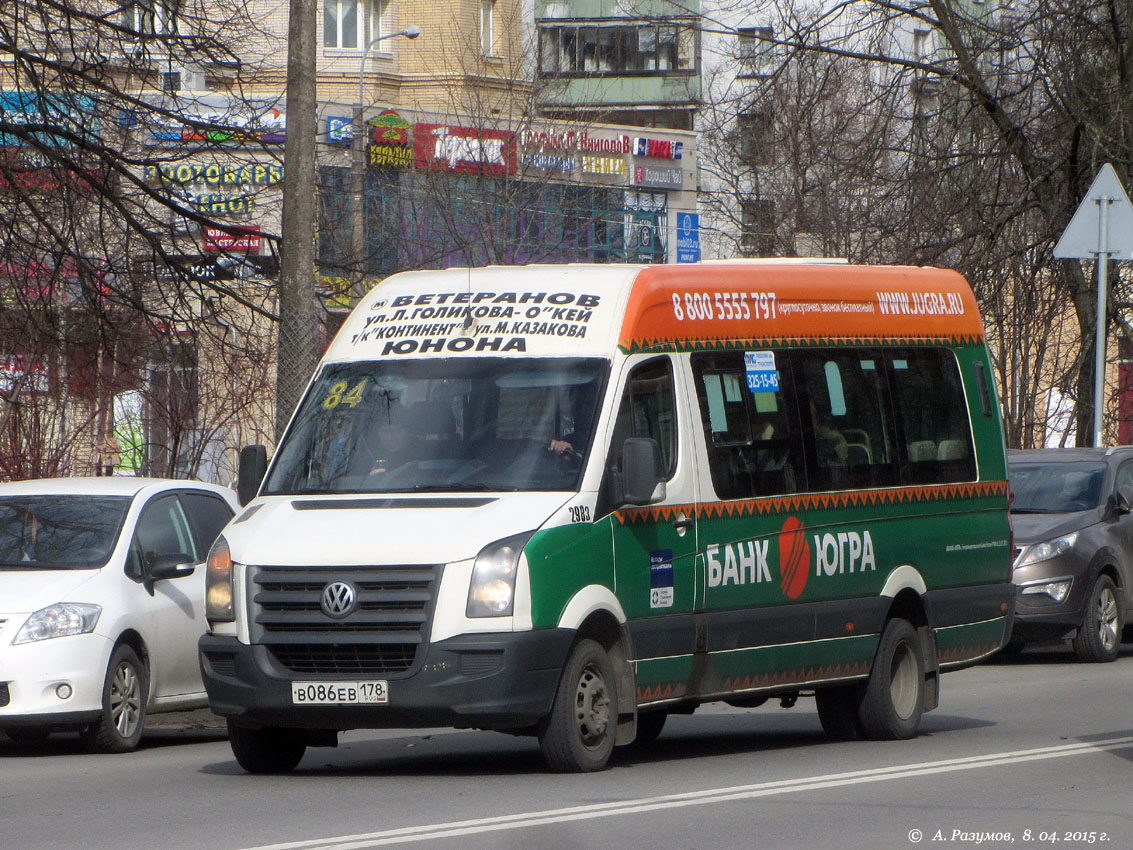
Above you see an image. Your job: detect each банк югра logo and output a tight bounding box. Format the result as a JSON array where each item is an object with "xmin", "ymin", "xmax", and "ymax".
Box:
[{"xmin": 778, "ymin": 516, "xmax": 810, "ymax": 599}]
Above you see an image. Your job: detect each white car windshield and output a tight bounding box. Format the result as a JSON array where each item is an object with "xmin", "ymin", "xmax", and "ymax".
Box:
[
  {"xmin": 265, "ymin": 357, "xmax": 609, "ymax": 495},
  {"xmin": 0, "ymin": 496, "xmax": 132, "ymax": 569}
]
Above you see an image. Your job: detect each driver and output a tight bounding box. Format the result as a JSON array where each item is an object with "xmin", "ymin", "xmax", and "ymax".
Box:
[{"xmin": 366, "ymin": 403, "xmax": 414, "ymax": 475}]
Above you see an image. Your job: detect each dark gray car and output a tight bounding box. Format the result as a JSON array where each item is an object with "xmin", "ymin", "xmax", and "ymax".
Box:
[{"xmin": 1007, "ymin": 447, "xmax": 1132, "ymax": 661}]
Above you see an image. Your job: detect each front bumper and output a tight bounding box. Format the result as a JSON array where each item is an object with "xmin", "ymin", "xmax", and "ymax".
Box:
[
  {"xmin": 199, "ymin": 629, "xmax": 575, "ymax": 731},
  {"xmin": 0, "ymin": 629, "xmax": 111, "ymax": 727},
  {"xmin": 1009, "ymin": 560, "xmax": 1090, "ymax": 641}
]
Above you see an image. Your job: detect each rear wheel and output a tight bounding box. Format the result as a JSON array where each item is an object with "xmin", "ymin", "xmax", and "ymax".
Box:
[
  {"xmin": 858, "ymin": 618, "xmax": 924, "ymax": 740},
  {"xmin": 538, "ymin": 639, "xmax": 616, "ymax": 772},
  {"xmin": 80, "ymin": 645, "xmax": 146, "ymax": 753},
  {"xmin": 227, "ymin": 721, "xmax": 307, "ymax": 774},
  {"xmin": 1072, "ymin": 575, "xmax": 1122, "ymax": 663}
]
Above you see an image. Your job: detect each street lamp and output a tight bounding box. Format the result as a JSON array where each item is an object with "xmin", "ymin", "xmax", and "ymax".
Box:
[{"xmin": 351, "ymin": 25, "xmax": 421, "ymax": 302}]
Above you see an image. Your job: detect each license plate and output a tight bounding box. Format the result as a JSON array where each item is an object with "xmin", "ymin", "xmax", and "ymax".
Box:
[{"xmin": 291, "ymin": 681, "xmax": 388, "ymax": 705}]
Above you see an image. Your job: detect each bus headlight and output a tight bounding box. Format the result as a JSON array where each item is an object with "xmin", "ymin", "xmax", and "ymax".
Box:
[
  {"xmin": 205, "ymin": 536, "xmax": 235, "ymax": 624},
  {"xmin": 466, "ymin": 531, "xmax": 533, "ymax": 618}
]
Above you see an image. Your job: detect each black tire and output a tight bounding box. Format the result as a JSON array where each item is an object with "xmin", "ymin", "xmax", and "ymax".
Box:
[
  {"xmin": 227, "ymin": 721, "xmax": 307, "ymax": 774},
  {"xmin": 538, "ymin": 639, "xmax": 617, "ymax": 772},
  {"xmin": 1072, "ymin": 575, "xmax": 1123, "ymax": 663},
  {"xmin": 3, "ymin": 726, "xmax": 51, "ymax": 744},
  {"xmin": 815, "ymin": 685, "xmax": 864, "ymax": 741},
  {"xmin": 80, "ymin": 645, "xmax": 147, "ymax": 753},
  {"xmin": 632, "ymin": 710, "xmax": 668, "ymax": 745},
  {"xmin": 858, "ymin": 618, "xmax": 924, "ymax": 740}
]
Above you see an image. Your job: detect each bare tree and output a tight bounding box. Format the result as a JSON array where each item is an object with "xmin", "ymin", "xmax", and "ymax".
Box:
[
  {"xmin": 1, "ymin": 0, "xmax": 283, "ymax": 480},
  {"xmin": 689, "ymin": 0, "xmax": 1133, "ymax": 447}
]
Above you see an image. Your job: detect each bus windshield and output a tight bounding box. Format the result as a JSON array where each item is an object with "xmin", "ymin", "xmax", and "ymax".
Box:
[{"xmin": 264, "ymin": 357, "xmax": 609, "ymax": 495}]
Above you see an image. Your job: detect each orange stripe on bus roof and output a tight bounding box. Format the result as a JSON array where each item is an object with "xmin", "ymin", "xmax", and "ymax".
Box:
[{"xmin": 618, "ymin": 264, "xmax": 985, "ymax": 351}]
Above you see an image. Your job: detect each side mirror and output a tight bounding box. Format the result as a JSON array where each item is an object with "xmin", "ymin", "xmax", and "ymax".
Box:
[
  {"xmin": 143, "ymin": 553, "xmax": 195, "ymax": 595},
  {"xmin": 238, "ymin": 444, "xmax": 268, "ymax": 506},
  {"xmin": 150, "ymin": 553, "xmax": 195, "ymax": 580},
  {"xmin": 1115, "ymin": 485, "xmax": 1133, "ymax": 514},
  {"xmin": 621, "ymin": 437, "xmax": 666, "ymax": 506}
]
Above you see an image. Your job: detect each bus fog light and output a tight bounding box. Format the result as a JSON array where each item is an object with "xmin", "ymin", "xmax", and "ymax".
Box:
[{"xmin": 56, "ymin": 683, "xmax": 73, "ymax": 700}]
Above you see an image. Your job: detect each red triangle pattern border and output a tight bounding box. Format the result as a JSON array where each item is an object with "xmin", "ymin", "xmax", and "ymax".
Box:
[
  {"xmin": 618, "ymin": 333, "xmax": 984, "ymax": 355},
  {"xmin": 617, "ymin": 481, "xmax": 1009, "ymax": 526}
]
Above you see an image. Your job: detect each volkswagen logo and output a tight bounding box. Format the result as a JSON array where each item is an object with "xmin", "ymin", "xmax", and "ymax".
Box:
[{"xmin": 320, "ymin": 580, "xmax": 358, "ymax": 618}]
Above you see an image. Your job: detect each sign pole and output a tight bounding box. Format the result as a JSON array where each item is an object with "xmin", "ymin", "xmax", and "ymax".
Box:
[{"xmin": 1094, "ymin": 197, "xmax": 1111, "ymax": 447}]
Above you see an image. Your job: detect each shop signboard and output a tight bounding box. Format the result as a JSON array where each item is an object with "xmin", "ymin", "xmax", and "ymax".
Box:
[
  {"xmin": 0, "ymin": 355, "xmax": 49, "ymax": 395},
  {"xmin": 633, "ymin": 163, "xmax": 683, "ymax": 190},
  {"xmin": 367, "ymin": 110, "xmax": 413, "ymax": 169},
  {"xmin": 414, "ymin": 123, "xmax": 516, "ymax": 176},
  {"xmin": 676, "ymin": 212, "xmax": 700, "ymax": 263},
  {"xmin": 203, "ymin": 225, "xmax": 261, "ymax": 252}
]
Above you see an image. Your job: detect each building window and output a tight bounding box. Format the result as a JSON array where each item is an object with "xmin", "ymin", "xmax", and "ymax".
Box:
[
  {"xmin": 324, "ymin": 0, "xmax": 385, "ymax": 49},
  {"xmin": 735, "ymin": 108, "xmax": 772, "ymax": 167},
  {"xmin": 480, "ymin": 0, "xmax": 495, "ymax": 55},
  {"xmin": 122, "ymin": 0, "xmax": 179, "ymax": 36},
  {"xmin": 912, "ymin": 28, "xmax": 930, "ymax": 61},
  {"xmin": 369, "ymin": 0, "xmax": 388, "ymax": 42},
  {"xmin": 736, "ymin": 26, "xmax": 773, "ymax": 77},
  {"xmin": 741, "ymin": 197, "xmax": 776, "ymax": 256},
  {"xmin": 537, "ymin": 22, "xmax": 697, "ymax": 76}
]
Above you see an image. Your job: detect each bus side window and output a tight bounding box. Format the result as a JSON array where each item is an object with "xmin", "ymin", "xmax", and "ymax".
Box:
[
  {"xmin": 598, "ymin": 357, "xmax": 678, "ymax": 517},
  {"xmin": 889, "ymin": 350, "xmax": 976, "ymax": 484},
  {"xmin": 795, "ymin": 350, "xmax": 896, "ymax": 492},
  {"xmin": 691, "ymin": 351, "xmax": 803, "ymax": 500}
]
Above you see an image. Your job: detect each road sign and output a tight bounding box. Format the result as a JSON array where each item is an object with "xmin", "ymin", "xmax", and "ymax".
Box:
[
  {"xmin": 1054, "ymin": 163, "xmax": 1133, "ymax": 259},
  {"xmin": 1053, "ymin": 163, "xmax": 1133, "ymax": 448}
]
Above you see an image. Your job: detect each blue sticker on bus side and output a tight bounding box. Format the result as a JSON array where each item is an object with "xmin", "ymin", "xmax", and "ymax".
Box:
[
  {"xmin": 745, "ymin": 350, "xmax": 780, "ymax": 392},
  {"xmin": 650, "ymin": 549, "xmax": 674, "ymax": 609}
]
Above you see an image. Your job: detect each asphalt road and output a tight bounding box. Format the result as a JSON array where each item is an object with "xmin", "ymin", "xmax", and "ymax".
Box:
[{"xmin": 3, "ymin": 642, "xmax": 1132, "ymax": 850}]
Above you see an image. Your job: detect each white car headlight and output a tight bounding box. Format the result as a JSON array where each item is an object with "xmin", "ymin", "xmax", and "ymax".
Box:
[
  {"xmin": 13, "ymin": 603, "xmax": 102, "ymax": 645},
  {"xmin": 1014, "ymin": 531, "xmax": 1078, "ymax": 569}
]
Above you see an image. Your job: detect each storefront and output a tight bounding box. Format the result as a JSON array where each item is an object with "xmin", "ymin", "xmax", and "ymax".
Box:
[{"xmin": 315, "ymin": 106, "xmax": 698, "ymax": 303}]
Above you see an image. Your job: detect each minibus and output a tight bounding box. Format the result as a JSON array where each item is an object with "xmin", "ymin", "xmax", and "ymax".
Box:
[{"xmin": 200, "ymin": 260, "xmax": 1014, "ymax": 772}]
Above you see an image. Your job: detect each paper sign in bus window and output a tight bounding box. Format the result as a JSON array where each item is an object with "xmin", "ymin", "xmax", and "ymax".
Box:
[
  {"xmin": 744, "ymin": 350, "xmax": 780, "ymax": 392},
  {"xmin": 650, "ymin": 549, "xmax": 674, "ymax": 609}
]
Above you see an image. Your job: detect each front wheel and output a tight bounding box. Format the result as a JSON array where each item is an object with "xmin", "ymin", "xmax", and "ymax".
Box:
[
  {"xmin": 858, "ymin": 618, "xmax": 924, "ymax": 740},
  {"xmin": 538, "ymin": 639, "xmax": 617, "ymax": 772},
  {"xmin": 80, "ymin": 644, "xmax": 147, "ymax": 753},
  {"xmin": 227, "ymin": 721, "xmax": 307, "ymax": 774},
  {"xmin": 1072, "ymin": 575, "xmax": 1122, "ymax": 663}
]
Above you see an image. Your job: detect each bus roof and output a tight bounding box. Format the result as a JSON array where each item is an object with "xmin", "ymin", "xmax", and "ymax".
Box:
[{"xmin": 327, "ymin": 262, "xmax": 985, "ymax": 363}]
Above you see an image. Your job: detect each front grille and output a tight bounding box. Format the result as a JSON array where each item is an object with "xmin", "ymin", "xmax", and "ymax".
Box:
[
  {"xmin": 251, "ymin": 564, "xmax": 438, "ymax": 676},
  {"xmin": 0, "ymin": 682, "xmax": 9, "ymax": 707}
]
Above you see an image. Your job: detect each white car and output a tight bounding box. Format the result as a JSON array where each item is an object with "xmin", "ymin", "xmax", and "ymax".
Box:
[{"xmin": 0, "ymin": 477, "xmax": 238, "ymax": 752}]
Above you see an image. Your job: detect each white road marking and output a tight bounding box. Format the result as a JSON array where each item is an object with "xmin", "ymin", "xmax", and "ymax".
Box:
[{"xmin": 239, "ymin": 735, "xmax": 1133, "ymax": 850}]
